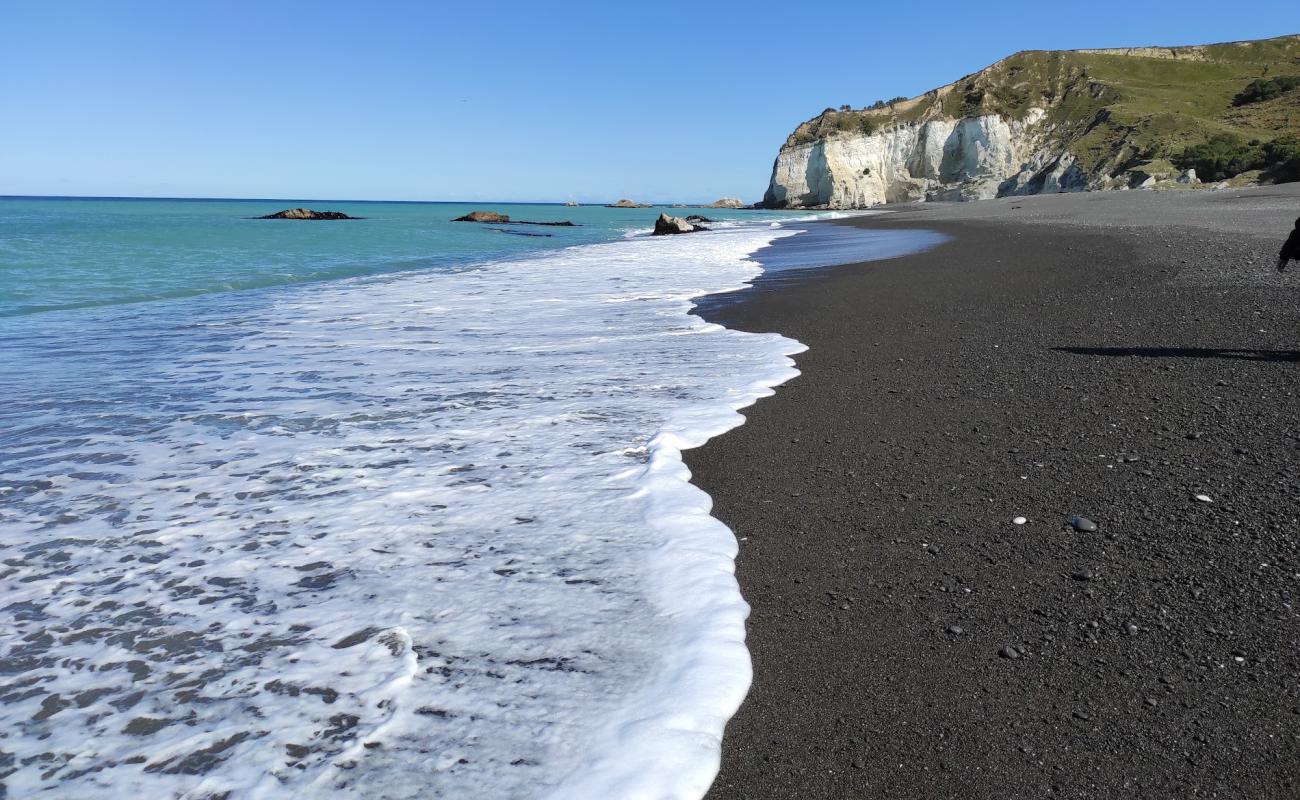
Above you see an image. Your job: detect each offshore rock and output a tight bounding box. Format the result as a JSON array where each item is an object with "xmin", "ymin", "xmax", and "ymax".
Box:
[
  {"xmin": 454, "ymin": 211, "xmax": 511, "ymax": 223},
  {"xmin": 653, "ymin": 213, "xmax": 707, "ymax": 235},
  {"xmin": 257, "ymin": 208, "xmax": 358, "ymax": 220},
  {"xmin": 706, "ymin": 197, "xmax": 746, "ymax": 208},
  {"xmin": 607, "ymin": 199, "xmax": 652, "ymax": 208},
  {"xmin": 454, "ymin": 211, "xmax": 577, "ymax": 226}
]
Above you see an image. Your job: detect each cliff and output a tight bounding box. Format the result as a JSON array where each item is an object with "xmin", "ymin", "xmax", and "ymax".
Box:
[{"xmin": 763, "ymin": 35, "xmax": 1300, "ymax": 208}]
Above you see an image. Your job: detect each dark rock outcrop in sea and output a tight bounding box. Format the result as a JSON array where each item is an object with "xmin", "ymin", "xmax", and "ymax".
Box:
[
  {"xmin": 453, "ymin": 211, "xmax": 577, "ymax": 226},
  {"xmin": 606, "ymin": 199, "xmax": 652, "ymax": 208},
  {"xmin": 454, "ymin": 210, "xmax": 511, "ymax": 223},
  {"xmin": 256, "ymin": 208, "xmax": 359, "ymax": 220},
  {"xmin": 653, "ymin": 213, "xmax": 708, "ymax": 235},
  {"xmin": 685, "ymin": 215, "xmax": 714, "ymax": 223}
]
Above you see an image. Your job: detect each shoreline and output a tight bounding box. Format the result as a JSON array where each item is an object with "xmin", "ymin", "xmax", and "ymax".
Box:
[{"xmin": 688, "ymin": 185, "xmax": 1300, "ymax": 798}]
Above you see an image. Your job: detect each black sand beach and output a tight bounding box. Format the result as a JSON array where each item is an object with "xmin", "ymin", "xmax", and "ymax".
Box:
[{"xmin": 690, "ymin": 185, "xmax": 1300, "ymax": 798}]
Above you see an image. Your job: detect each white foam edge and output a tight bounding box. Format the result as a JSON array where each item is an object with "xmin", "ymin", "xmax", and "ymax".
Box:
[{"xmin": 545, "ymin": 232, "xmax": 808, "ymax": 799}]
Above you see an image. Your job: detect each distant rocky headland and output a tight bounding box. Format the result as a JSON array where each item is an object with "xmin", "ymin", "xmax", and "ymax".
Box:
[
  {"xmin": 606, "ymin": 198, "xmax": 754, "ymax": 209},
  {"xmin": 256, "ymin": 208, "xmax": 359, "ymax": 220},
  {"xmin": 762, "ymin": 34, "xmax": 1300, "ymax": 209}
]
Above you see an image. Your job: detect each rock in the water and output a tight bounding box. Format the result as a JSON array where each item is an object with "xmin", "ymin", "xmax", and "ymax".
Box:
[
  {"xmin": 453, "ymin": 211, "xmax": 511, "ymax": 223},
  {"xmin": 653, "ymin": 213, "xmax": 707, "ymax": 235},
  {"xmin": 606, "ymin": 199, "xmax": 652, "ymax": 208},
  {"xmin": 1070, "ymin": 516, "xmax": 1098, "ymax": 532},
  {"xmin": 706, "ymin": 197, "xmax": 746, "ymax": 208},
  {"xmin": 564, "ymin": 201, "xmax": 580, "ymax": 206},
  {"xmin": 685, "ymin": 215, "xmax": 714, "ymax": 223},
  {"xmin": 257, "ymin": 207, "xmax": 358, "ymax": 220},
  {"xmin": 454, "ymin": 212, "xmax": 576, "ymax": 227}
]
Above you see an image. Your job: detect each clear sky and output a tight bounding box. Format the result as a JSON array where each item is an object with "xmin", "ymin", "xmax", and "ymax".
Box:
[{"xmin": 2, "ymin": 1, "xmax": 1296, "ymax": 202}]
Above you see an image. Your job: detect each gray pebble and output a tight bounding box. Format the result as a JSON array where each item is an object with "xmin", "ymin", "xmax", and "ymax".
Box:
[
  {"xmin": 946, "ymin": 625, "xmax": 965, "ymax": 636},
  {"xmin": 998, "ymin": 645, "xmax": 1020, "ymax": 659},
  {"xmin": 1070, "ymin": 516, "xmax": 1098, "ymax": 532}
]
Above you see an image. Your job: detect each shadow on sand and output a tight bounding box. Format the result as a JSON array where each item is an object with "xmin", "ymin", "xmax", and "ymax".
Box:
[{"xmin": 1054, "ymin": 346, "xmax": 1300, "ymax": 363}]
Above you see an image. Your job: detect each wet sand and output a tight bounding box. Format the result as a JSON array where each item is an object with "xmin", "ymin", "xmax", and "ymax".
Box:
[{"xmin": 689, "ymin": 184, "xmax": 1300, "ymax": 798}]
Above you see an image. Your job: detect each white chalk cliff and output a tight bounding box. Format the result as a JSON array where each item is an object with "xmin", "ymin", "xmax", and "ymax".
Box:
[
  {"xmin": 759, "ymin": 37, "xmax": 1300, "ymax": 209},
  {"xmin": 765, "ymin": 108, "xmax": 1088, "ymax": 208}
]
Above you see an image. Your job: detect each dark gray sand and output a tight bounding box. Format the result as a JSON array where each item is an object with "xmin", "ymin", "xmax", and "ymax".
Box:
[{"xmin": 690, "ymin": 184, "xmax": 1300, "ymax": 799}]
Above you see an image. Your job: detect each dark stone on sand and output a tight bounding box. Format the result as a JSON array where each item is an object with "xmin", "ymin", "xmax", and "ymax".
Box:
[
  {"xmin": 1071, "ymin": 568, "xmax": 1096, "ymax": 581},
  {"xmin": 653, "ymin": 213, "xmax": 708, "ymax": 236},
  {"xmin": 1070, "ymin": 516, "xmax": 1098, "ymax": 532},
  {"xmin": 256, "ymin": 208, "xmax": 358, "ymax": 220},
  {"xmin": 998, "ymin": 646, "xmax": 1020, "ymax": 659}
]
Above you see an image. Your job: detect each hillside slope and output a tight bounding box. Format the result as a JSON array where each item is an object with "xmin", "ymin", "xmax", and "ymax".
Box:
[{"xmin": 762, "ymin": 35, "xmax": 1300, "ymax": 208}]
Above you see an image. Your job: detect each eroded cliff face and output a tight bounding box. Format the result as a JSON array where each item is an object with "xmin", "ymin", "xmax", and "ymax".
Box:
[
  {"xmin": 762, "ymin": 36, "xmax": 1300, "ymax": 209},
  {"xmin": 764, "ymin": 109, "xmax": 1087, "ymax": 209}
]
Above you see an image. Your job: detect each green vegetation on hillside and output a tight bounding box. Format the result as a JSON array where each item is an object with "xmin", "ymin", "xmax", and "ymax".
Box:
[
  {"xmin": 1233, "ymin": 75, "xmax": 1300, "ymax": 105},
  {"xmin": 784, "ymin": 34, "xmax": 1300, "ymax": 184}
]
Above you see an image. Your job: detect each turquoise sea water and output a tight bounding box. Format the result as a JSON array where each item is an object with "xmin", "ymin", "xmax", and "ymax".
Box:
[
  {"xmin": 0, "ymin": 197, "xmax": 789, "ymax": 317},
  {"xmin": 0, "ymin": 196, "xmax": 818, "ymax": 798},
  {"xmin": 0, "ymin": 196, "xmax": 941, "ymax": 797}
]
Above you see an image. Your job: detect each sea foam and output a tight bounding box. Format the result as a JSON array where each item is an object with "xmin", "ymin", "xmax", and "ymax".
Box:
[{"xmin": 0, "ymin": 224, "xmax": 804, "ymax": 797}]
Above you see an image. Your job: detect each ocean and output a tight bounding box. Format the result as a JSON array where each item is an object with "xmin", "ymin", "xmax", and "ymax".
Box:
[{"xmin": 0, "ymin": 197, "xmax": 940, "ymax": 798}]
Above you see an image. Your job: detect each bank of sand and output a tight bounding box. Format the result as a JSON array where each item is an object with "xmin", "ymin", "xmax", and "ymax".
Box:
[{"xmin": 690, "ymin": 184, "xmax": 1300, "ymax": 798}]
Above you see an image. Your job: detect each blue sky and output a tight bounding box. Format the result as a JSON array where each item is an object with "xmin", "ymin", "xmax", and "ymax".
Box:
[{"xmin": 2, "ymin": 1, "xmax": 1296, "ymax": 202}]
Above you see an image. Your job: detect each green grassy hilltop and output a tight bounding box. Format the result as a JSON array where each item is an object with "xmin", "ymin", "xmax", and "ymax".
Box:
[{"xmin": 788, "ymin": 34, "xmax": 1300, "ymax": 185}]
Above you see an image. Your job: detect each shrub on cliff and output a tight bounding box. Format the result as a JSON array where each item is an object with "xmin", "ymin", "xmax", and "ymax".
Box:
[
  {"xmin": 1174, "ymin": 134, "xmax": 1266, "ymax": 180},
  {"xmin": 1232, "ymin": 75, "xmax": 1300, "ymax": 106},
  {"xmin": 1263, "ymin": 135, "xmax": 1300, "ymax": 181}
]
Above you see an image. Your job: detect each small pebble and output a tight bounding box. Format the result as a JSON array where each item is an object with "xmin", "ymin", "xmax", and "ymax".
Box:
[
  {"xmin": 998, "ymin": 645, "xmax": 1020, "ymax": 659},
  {"xmin": 946, "ymin": 625, "xmax": 965, "ymax": 636},
  {"xmin": 1070, "ymin": 516, "xmax": 1098, "ymax": 532},
  {"xmin": 1071, "ymin": 568, "xmax": 1096, "ymax": 582},
  {"xmin": 1013, "ymin": 516, "xmax": 1027, "ymax": 525},
  {"xmin": 1194, "ymin": 493, "xmax": 1213, "ymax": 503}
]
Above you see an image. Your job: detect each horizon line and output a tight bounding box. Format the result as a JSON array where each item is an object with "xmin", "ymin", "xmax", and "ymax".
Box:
[{"xmin": 0, "ymin": 194, "xmax": 759, "ymax": 206}]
